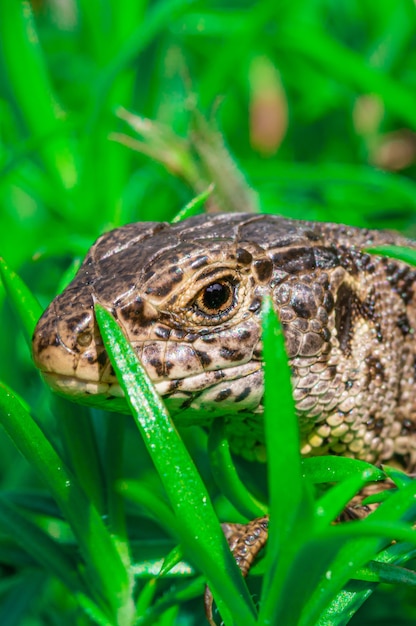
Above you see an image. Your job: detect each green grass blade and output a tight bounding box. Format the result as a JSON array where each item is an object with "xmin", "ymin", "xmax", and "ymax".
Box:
[
  {"xmin": 261, "ymin": 296, "xmax": 304, "ymax": 531},
  {"xmin": 0, "ymin": 258, "xmax": 42, "ymax": 346},
  {"xmin": 0, "ymin": 381, "xmax": 133, "ymax": 624},
  {"xmin": 0, "ymin": 570, "xmax": 45, "ymax": 626},
  {"xmin": 120, "ymin": 481, "xmax": 179, "ymax": 537},
  {"xmin": 94, "ymin": 303, "xmax": 257, "ymax": 626},
  {"xmin": 314, "ymin": 474, "xmax": 374, "ymax": 529},
  {"xmin": 302, "ymin": 455, "xmax": 385, "ymax": 483},
  {"xmin": 258, "ymin": 297, "xmax": 315, "ymax": 624},
  {"xmin": 366, "ymin": 245, "xmax": 416, "ymax": 266},
  {"xmin": 0, "ymin": 495, "xmax": 84, "ymax": 594},
  {"xmin": 280, "ymin": 26, "xmax": 416, "ymax": 129},
  {"xmin": 171, "ymin": 184, "xmax": 214, "ymax": 223},
  {"xmin": 0, "ymin": 2, "xmax": 77, "ymax": 190},
  {"xmin": 354, "ymin": 560, "xmax": 416, "ymax": 585},
  {"xmin": 54, "ymin": 398, "xmax": 106, "ymax": 516},
  {"xmin": 301, "ymin": 479, "xmax": 416, "ymax": 625},
  {"xmin": 207, "ymin": 418, "xmax": 267, "ymax": 519}
]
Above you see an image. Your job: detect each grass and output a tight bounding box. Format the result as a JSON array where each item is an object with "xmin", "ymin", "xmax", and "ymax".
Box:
[{"xmin": 1, "ymin": 1, "xmax": 416, "ymax": 624}]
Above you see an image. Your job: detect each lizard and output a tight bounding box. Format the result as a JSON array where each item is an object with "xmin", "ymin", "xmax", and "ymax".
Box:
[{"xmin": 32, "ymin": 212, "xmax": 416, "ymax": 617}]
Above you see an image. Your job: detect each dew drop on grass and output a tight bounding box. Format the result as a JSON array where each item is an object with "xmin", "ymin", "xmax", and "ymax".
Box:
[
  {"xmin": 65, "ymin": 480, "xmax": 71, "ymax": 488},
  {"xmin": 325, "ymin": 570, "xmax": 332, "ymax": 580}
]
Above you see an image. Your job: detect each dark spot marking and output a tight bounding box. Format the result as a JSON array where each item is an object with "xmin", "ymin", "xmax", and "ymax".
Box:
[
  {"xmin": 323, "ymin": 292, "xmax": 334, "ymax": 313},
  {"xmin": 338, "ymin": 247, "xmax": 359, "ymax": 276},
  {"xmin": 236, "ymin": 248, "xmax": 253, "ymax": 265},
  {"xmin": 366, "ymin": 414, "xmax": 375, "ymax": 428},
  {"xmin": 169, "ymin": 267, "xmax": 184, "ymax": 283},
  {"xmin": 195, "ymin": 350, "xmax": 212, "ymax": 367},
  {"xmin": 345, "ymin": 380, "xmax": 353, "ymax": 390},
  {"xmin": 304, "ymin": 228, "xmax": 321, "ymax": 242},
  {"xmin": 219, "ymin": 347, "xmax": 245, "ymax": 362},
  {"xmin": 200, "ymin": 335, "xmax": 217, "ymax": 343},
  {"xmin": 145, "ymin": 281, "xmax": 177, "ymax": 297},
  {"xmin": 215, "ymin": 388, "xmax": 232, "ymax": 402},
  {"xmin": 400, "ymin": 418, "xmax": 416, "ymax": 436},
  {"xmin": 290, "ymin": 284, "xmax": 317, "ymax": 319},
  {"xmin": 360, "ymin": 293, "xmax": 383, "ymax": 343},
  {"xmin": 97, "ymin": 350, "xmax": 108, "ymax": 367},
  {"xmin": 271, "ymin": 247, "xmax": 316, "ymax": 274},
  {"xmin": 373, "ymin": 418, "xmax": 384, "ymax": 435},
  {"xmin": 365, "ymin": 356, "xmax": 385, "ymax": 386},
  {"xmin": 320, "ymin": 327, "xmax": 331, "ymax": 342},
  {"xmin": 180, "ymin": 391, "xmax": 203, "ymax": 410},
  {"xmin": 313, "ymin": 246, "xmax": 339, "ymax": 269},
  {"xmin": 334, "ymin": 283, "xmax": 358, "ymax": 353},
  {"xmin": 149, "ymin": 358, "xmax": 164, "ymax": 377},
  {"xmin": 143, "ymin": 269, "xmax": 155, "ymax": 282},
  {"xmin": 384, "ymin": 262, "xmax": 416, "ymax": 305},
  {"xmin": 396, "ymin": 312, "xmax": 411, "ymax": 335},
  {"xmin": 248, "ymin": 298, "xmax": 262, "ymax": 313},
  {"xmin": 120, "ymin": 297, "xmax": 154, "ymax": 327},
  {"xmin": 235, "ymin": 387, "xmax": 251, "ymax": 403},
  {"xmin": 253, "ymin": 259, "xmax": 273, "ymax": 282},
  {"xmin": 165, "ymin": 361, "xmax": 174, "ymax": 374},
  {"xmin": 154, "ymin": 325, "xmax": 171, "ymax": 340}
]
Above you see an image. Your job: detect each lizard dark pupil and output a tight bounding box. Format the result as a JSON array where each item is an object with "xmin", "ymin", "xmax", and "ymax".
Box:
[{"xmin": 203, "ymin": 282, "xmax": 231, "ymax": 310}]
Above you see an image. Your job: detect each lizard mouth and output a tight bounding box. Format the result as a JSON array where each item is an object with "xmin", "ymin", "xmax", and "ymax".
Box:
[{"xmin": 41, "ymin": 360, "xmax": 263, "ymax": 416}]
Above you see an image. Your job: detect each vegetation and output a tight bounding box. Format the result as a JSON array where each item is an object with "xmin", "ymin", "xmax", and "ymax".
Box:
[{"xmin": 1, "ymin": 1, "xmax": 416, "ymax": 624}]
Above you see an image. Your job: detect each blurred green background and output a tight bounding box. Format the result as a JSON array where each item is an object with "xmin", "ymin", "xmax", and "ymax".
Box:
[{"xmin": 1, "ymin": 0, "xmax": 416, "ymax": 624}]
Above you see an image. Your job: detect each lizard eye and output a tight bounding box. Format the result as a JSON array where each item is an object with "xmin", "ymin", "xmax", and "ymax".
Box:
[{"xmin": 193, "ymin": 278, "xmax": 237, "ymax": 317}]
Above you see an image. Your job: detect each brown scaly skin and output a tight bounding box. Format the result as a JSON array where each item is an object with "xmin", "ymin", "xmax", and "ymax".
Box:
[{"xmin": 32, "ymin": 213, "xmax": 416, "ymax": 619}]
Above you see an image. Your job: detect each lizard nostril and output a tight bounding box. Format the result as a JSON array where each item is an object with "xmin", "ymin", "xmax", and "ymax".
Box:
[{"xmin": 77, "ymin": 330, "xmax": 93, "ymax": 347}]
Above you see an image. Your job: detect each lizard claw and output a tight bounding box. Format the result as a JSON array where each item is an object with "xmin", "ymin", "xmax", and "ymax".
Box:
[{"xmin": 204, "ymin": 516, "xmax": 269, "ymax": 624}]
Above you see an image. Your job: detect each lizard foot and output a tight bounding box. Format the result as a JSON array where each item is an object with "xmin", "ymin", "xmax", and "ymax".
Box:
[{"xmin": 204, "ymin": 515, "xmax": 269, "ymax": 625}]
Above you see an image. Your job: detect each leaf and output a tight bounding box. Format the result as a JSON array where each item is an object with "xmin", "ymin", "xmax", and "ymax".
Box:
[
  {"xmin": 0, "ymin": 381, "xmax": 133, "ymax": 623},
  {"xmin": 302, "ymin": 455, "xmax": 385, "ymax": 483},
  {"xmin": 171, "ymin": 185, "xmax": 214, "ymax": 223},
  {"xmin": 258, "ymin": 298, "xmax": 315, "ymax": 625},
  {"xmin": 95, "ymin": 303, "xmax": 257, "ymax": 626},
  {"xmin": 0, "ymin": 257, "xmax": 43, "ymax": 347},
  {"xmin": 207, "ymin": 418, "xmax": 267, "ymax": 519}
]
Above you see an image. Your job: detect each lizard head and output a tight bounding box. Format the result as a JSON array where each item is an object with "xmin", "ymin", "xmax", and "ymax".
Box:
[{"xmin": 33, "ymin": 212, "xmax": 411, "ymax": 462}]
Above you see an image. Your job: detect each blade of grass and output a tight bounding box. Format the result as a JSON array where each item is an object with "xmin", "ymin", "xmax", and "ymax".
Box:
[
  {"xmin": 54, "ymin": 398, "xmax": 106, "ymax": 517},
  {"xmin": 0, "ymin": 257, "xmax": 42, "ymax": 346},
  {"xmin": 318, "ymin": 542, "xmax": 416, "ymax": 626},
  {"xmin": 207, "ymin": 418, "xmax": 268, "ymax": 519},
  {"xmin": 0, "ymin": 495, "xmax": 84, "ymax": 595},
  {"xmin": 258, "ymin": 297, "xmax": 315, "ymax": 624},
  {"xmin": 0, "ymin": 1, "xmax": 77, "ymax": 190},
  {"xmin": 314, "ymin": 474, "xmax": 376, "ymax": 529},
  {"xmin": 171, "ymin": 184, "xmax": 214, "ymax": 223},
  {"xmin": 302, "ymin": 455, "xmax": 385, "ymax": 483},
  {"xmin": 0, "ymin": 381, "xmax": 133, "ymax": 625},
  {"xmin": 280, "ymin": 25, "xmax": 416, "ymax": 129},
  {"xmin": 366, "ymin": 245, "xmax": 416, "ymax": 266},
  {"xmin": 95, "ymin": 303, "xmax": 257, "ymax": 626},
  {"xmin": 301, "ymin": 478, "xmax": 416, "ymax": 625}
]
